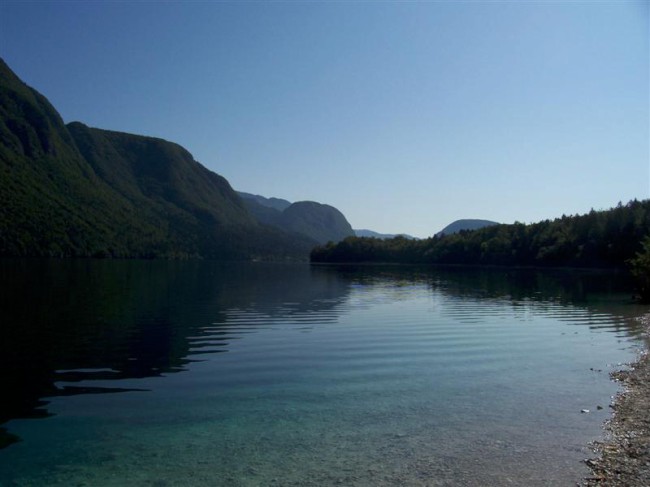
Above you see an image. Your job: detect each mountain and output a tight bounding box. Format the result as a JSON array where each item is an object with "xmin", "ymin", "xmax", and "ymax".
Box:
[
  {"xmin": 354, "ymin": 229, "xmax": 416, "ymax": 240},
  {"xmin": 0, "ymin": 58, "xmax": 312, "ymax": 259},
  {"xmin": 0, "ymin": 58, "xmax": 127, "ymax": 257},
  {"xmin": 237, "ymin": 191, "xmax": 291, "ymax": 212},
  {"xmin": 238, "ymin": 192, "xmax": 355, "ymax": 244},
  {"xmin": 237, "ymin": 192, "xmax": 286, "ymax": 229},
  {"xmin": 280, "ymin": 201, "xmax": 354, "ymax": 244},
  {"xmin": 436, "ymin": 219, "xmax": 499, "ymax": 237}
]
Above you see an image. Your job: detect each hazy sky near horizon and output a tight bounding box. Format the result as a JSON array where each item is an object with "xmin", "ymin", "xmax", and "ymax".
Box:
[{"xmin": 1, "ymin": 1, "xmax": 648, "ymax": 238}]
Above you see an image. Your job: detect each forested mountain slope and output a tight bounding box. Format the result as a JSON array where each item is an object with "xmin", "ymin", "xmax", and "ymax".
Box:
[
  {"xmin": 238, "ymin": 192, "xmax": 355, "ymax": 244},
  {"xmin": 0, "ymin": 58, "xmax": 312, "ymax": 259},
  {"xmin": 280, "ymin": 201, "xmax": 354, "ymax": 244}
]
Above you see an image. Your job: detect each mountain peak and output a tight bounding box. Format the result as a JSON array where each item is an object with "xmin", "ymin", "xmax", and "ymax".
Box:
[{"xmin": 436, "ymin": 219, "xmax": 499, "ymax": 237}]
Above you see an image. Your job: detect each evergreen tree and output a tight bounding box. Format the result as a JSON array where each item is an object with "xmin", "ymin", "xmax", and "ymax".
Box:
[{"xmin": 629, "ymin": 235, "xmax": 650, "ymax": 302}]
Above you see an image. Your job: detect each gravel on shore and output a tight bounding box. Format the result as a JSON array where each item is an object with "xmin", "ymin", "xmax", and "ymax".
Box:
[{"xmin": 583, "ymin": 313, "xmax": 650, "ymax": 486}]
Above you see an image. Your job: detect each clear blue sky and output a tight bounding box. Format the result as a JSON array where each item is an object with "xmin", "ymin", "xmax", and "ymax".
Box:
[{"xmin": 1, "ymin": 1, "xmax": 648, "ymax": 238}]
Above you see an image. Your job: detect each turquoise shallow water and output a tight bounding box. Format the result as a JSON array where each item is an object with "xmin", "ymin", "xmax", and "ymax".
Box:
[{"xmin": 0, "ymin": 261, "xmax": 646, "ymax": 486}]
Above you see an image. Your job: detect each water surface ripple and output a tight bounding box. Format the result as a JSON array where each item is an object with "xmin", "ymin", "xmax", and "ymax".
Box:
[{"xmin": 0, "ymin": 262, "xmax": 646, "ymax": 486}]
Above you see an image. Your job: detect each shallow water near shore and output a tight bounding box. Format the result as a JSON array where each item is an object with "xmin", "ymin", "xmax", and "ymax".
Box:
[{"xmin": 0, "ymin": 261, "xmax": 646, "ymax": 486}]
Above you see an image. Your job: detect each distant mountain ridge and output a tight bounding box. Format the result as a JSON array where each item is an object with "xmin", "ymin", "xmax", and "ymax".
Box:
[
  {"xmin": 236, "ymin": 192, "xmax": 291, "ymax": 212},
  {"xmin": 238, "ymin": 192, "xmax": 355, "ymax": 244},
  {"xmin": 354, "ymin": 229, "xmax": 416, "ymax": 240},
  {"xmin": 0, "ymin": 58, "xmax": 314, "ymax": 259},
  {"xmin": 436, "ymin": 219, "xmax": 499, "ymax": 237}
]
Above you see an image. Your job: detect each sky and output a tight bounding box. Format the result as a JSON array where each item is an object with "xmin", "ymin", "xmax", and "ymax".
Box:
[{"xmin": 1, "ymin": 1, "xmax": 648, "ymax": 238}]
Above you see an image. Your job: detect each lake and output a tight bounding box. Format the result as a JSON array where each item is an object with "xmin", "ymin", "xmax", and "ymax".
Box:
[{"xmin": 0, "ymin": 260, "xmax": 646, "ymax": 486}]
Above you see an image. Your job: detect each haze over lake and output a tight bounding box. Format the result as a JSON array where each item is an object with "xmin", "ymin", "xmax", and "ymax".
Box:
[{"xmin": 0, "ymin": 261, "xmax": 646, "ymax": 486}]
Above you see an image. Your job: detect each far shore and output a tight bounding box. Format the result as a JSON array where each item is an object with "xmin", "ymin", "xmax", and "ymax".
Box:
[{"xmin": 583, "ymin": 313, "xmax": 650, "ymax": 486}]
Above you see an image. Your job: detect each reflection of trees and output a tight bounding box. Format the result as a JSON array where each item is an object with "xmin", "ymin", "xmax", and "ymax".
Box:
[
  {"xmin": 322, "ymin": 264, "xmax": 644, "ymax": 334},
  {"xmin": 0, "ymin": 261, "xmax": 350, "ymax": 447},
  {"xmin": 327, "ymin": 264, "xmax": 636, "ymax": 304},
  {"xmin": 427, "ymin": 267, "xmax": 645, "ymax": 338}
]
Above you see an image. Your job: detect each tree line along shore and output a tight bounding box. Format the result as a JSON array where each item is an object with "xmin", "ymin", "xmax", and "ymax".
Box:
[{"xmin": 311, "ymin": 199, "xmax": 650, "ymax": 302}]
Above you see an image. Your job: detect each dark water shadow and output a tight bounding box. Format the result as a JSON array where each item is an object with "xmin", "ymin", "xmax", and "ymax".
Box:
[{"xmin": 0, "ymin": 260, "xmax": 350, "ymax": 448}]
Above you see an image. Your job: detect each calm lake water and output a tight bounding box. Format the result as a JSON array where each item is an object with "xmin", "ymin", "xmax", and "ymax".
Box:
[{"xmin": 0, "ymin": 260, "xmax": 647, "ymax": 486}]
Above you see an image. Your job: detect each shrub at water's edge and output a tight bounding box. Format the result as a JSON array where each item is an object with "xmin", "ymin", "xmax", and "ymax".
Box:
[
  {"xmin": 628, "ymin": 235, "xmax": 650, "ymax": 303},
  {"xmin": 311, "ymin": 200, "xmax": 650, "ymax": 271}
]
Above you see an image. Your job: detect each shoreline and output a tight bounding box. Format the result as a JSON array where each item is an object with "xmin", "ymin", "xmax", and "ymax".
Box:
[{"xmin": 583, "ymin": 313, "xmax": 650, "ymax": 486}]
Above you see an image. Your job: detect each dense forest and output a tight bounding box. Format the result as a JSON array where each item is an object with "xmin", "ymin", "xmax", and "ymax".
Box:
[{"xmin": 311, "ymin": 200, "xmax": 650, "ymax": 269}]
